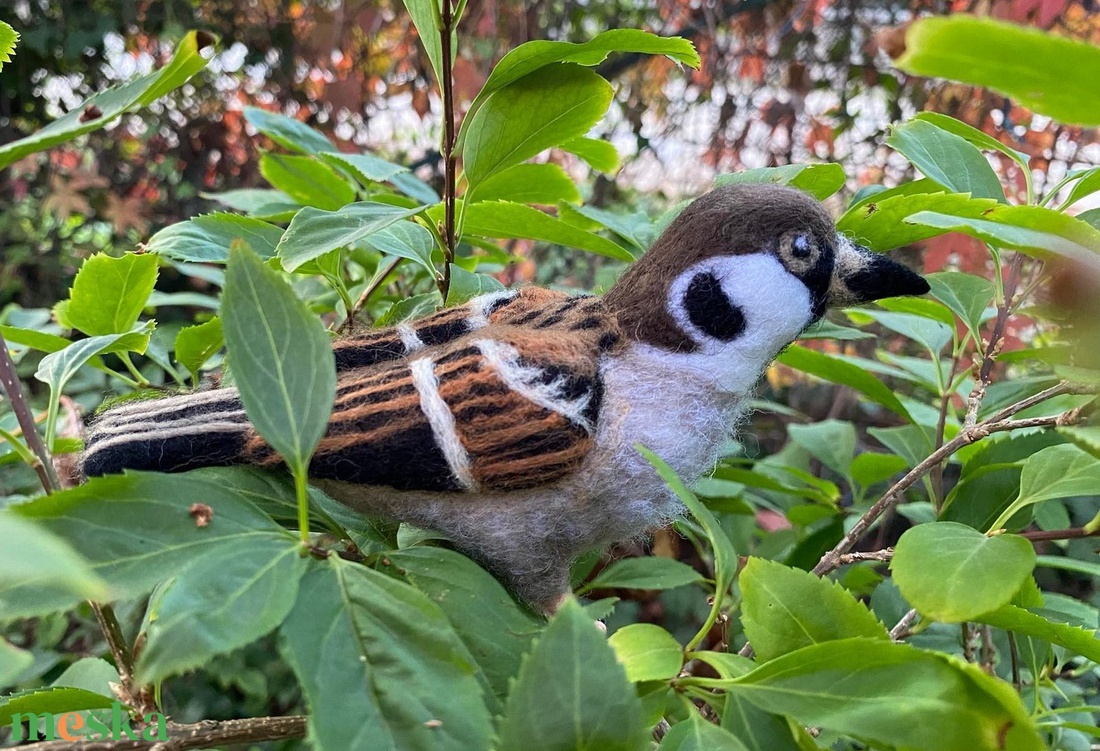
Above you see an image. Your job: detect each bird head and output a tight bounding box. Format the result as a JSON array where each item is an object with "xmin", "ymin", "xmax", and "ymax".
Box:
[{"xmin": 604, "ymin": 183, "xmax": 930, "ymax": 355}]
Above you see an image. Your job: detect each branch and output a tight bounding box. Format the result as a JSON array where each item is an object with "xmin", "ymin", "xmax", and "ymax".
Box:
[
  {"xmin": 889, "ymin": 608, "xmax": 920, "ymax": 640},
  {"xmin": 343, "ymin": 256, "xmax": 404, "ymax": 330},
  {"xmin": 1019, "ymin": 527, "xmax": 1100, "ymax": 542},
  {"xmin": 836, "ymin": 549, "xmax": 893, "ymax": 565},
  {"xmin": 438, "ymin": 0, "xmax": 458, "ymax": 302},
  {"xmin": 16, "ymin": 716, "xmax": 307, "ymax": 751},
  {"xmin": 0, "ymin": 330, "xmax": 61, "ymax": 493},
  {"xmin": 811, "ymin": 382, "xmax": 1090, "ymax": 578}
]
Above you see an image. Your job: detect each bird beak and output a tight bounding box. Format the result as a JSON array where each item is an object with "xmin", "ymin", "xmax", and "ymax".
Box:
[{"xmin": 827, "ymin": 234, "xmax": 930, "ymax": 307}]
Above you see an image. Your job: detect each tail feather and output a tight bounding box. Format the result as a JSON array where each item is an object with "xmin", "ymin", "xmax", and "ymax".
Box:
[{"xmin": 81, "ymin": 389, "xmax": 251, "ymax": 478}]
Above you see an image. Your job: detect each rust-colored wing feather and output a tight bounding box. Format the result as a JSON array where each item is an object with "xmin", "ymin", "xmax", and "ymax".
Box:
[{"xmin": 246, "ymin": 288, "xmax": 624, "ymax": 493}]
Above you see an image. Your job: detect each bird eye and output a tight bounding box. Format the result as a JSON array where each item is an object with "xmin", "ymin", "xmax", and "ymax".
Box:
[{"xmin": 778, "ymin": 232, "xmax": 820, "ymax": 273}]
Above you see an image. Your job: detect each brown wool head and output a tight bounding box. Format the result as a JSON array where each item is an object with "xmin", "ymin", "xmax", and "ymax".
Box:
[{"xmin": 604, "ymin": 183, "xmax": 929, "ymax": 350}]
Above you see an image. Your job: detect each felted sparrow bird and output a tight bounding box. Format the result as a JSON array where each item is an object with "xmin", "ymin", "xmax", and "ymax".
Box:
[{"xmin": 82, "ymin": 184, "xmax": 929, "ymax": 612}]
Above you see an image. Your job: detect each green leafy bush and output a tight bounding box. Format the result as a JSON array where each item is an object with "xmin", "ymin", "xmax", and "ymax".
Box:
[{"xmin": 2, "ymin": 11, "xmax": 1099, "ymax": 751}]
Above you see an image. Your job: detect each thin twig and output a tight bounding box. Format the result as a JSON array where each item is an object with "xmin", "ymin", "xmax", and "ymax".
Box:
[
  {"xmin": 1020, "ymin": 527, "xmax": 1100, "ymax": 542},
  {"xmin": 965, "ymin": 254, "xmax": 1026, "ymax": 428},
  {"xmin": 438, "ymin": 0, "xmax": 458, "ymax": 302},
  {"xmin": 0, "ymin": 330, "xmax": 61, "ymax": 493},
  {"xmin": 836, "ymin": 549, "xmax": 894, "ymax": 565},
  {"xmin": 979, "ymin": 624, "xmax": 996, "ymax": 674},
  {"xmin": 16, "ymin": 716, "xmax": 307, "ymax": 751},
  {"xmin": 889, "ymin": 608, "xmax": 920, "ymax": 640},
  {"xmin": 344, "ymin": 256, "xmax": 403, "ymax": 328},
  {"xmin": 931, "ymin": 354, "xmax": 961, "ymax": 508},
  {"xmin": 811, "ymin": 382, "xmax": 1089, "ymax": 578},
  {"xmin": 1007, "ymin": 631, "xmax": 1021, "ymax": 690},
  {"xmin": 91, "ymin": 603, "xmax": 156, "ymax": 716},
  {"xmin": 0, "ymin": 335, "xmax": 155, "ymax": 716}
]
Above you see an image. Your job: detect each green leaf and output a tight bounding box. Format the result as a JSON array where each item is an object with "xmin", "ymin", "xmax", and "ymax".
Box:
[
  {"xmin": 146, "ymin": 213, "xmax": 284, "ymax": 263},
  {"xmin": 640, "ymin": 448, "xmax": 738, "ymax": 650},
  {"xmin": 566, "ymin": 205, "xmax": 656, "ymax": 252},
  {"xmin": 726, "ymin": 638, "xmax": 1042, "ymax": 751},
  {"xmin": 582, "ymin": 556, "xmax": 702, "ymax": 592},
  {"xmin": 913, "ymin": 112, "xmax": 1029, "ymax": 169},
  {"xmin": 906, "ymin": 205, "xmax": 1100, "ymax": 272},
  {"xmin": 35, "ymin": 326, "xmax": 153, "ymax": 393},
  {"xmin": 941, "ymin": 465, "xmax": 1025, "ymax": 532},
  {"xmin": 1077, "ymin": 207, "xmax": 1100, "ymax": 230},
  {"xmin": 886, "ymin": 120, "xmax": 1005, "ymax": 202},
  {"xmin": 280, "ymin": 558, "xmax": 492, "ymax": 751},
  {"xmin": 1059, "ymin": 425, "xmax": 1100, "ymax": 460},
  {"xmin": 890, "ymin": 522, "xmax": 1035, "ymax": 622},
  {"xmin": 1061, "ymin": 167, "xmax": 1100, "ymax": 209},
  {"xmin": 0, "ymin": 687, "xmax": 116, "ymax": 720},
  {"xmin": 222, "ymin": 244, "xmax": 336, "ymax": 472},
  {"xmin": 136, "ymin": 533, "xmax": 307, "ymax": 683},
  {"xmin": 0, "ymin": 640, "xmax": 31, "ymax": 685},
  {"xmin": 463, "ymin": 64, "xmax": 613, "ymax": 193},
  {"xmin": 51, "ymin": 658, "xmax": 118, "ymax": 696},
  {"xmin": 990, "ymin": 443, "xmax": 1100, "ymax": 531},
  {"xmin": 837, "ymin": 191, "xmax": 999, "ymax": 252},
  {"xmin": 608, "ymin": 623, "xmax": 683, "ymax": 682},
  {"xmin": 786, "ymin": 420, "xmax": 856, "ymax": 478},
  {"xmin": 318, "ymin": 151, "xmax": 409, "ymax": 185},
  {"xmin": 1036, "ymin": 554, "xmax": 1100, "ymax": 578},
  {"xmin": 850, "ymin": 452, "xmax": 908, "ymax": 487},
  {"xmin": 0, "ymin": 22, "xmax": 18, "ymax": 72},
  {"xmin": 714, "ymin": 164, "xmax": 847, "ymax": 200},
  {"xmin": 775, "ymin": 345, "xmax": 911, "ymax": 420},
  {"xmin": 202, "ymin": 188, "xmax": 300, "ymax": 219},
  {"xmin": 174, "ymin": 317, "xmax": 224, "ymax": 377},
  {"xmin": 460, "ymin": 30, "xmax": 698, "ymax": 149},
  {"xmin": 740, "ymin": 558, "xmax": 888, "ymax": 662},
  {"xmin": 277, "ymin": 201, "xmax": 425, "ymax": 271},
  {"xmin": 64, "ymin": 253, "xmax": 158, "ymax": 337},
  {"xmin": 560, "ymin": 136, "xmax": 620, "ymax": 173},
  {"xmin": 0, "ymin": 325, "xmax": 74, "ymax": 355},
  {"xmin": 243, "ymin": 106, "xmax": 333, "ymax": 155},
  {"xmin": 494, "ymin": 598, "xmax": 648, "ymax": 751},
  {"xmin": 661, "ymin": 715, "xmax": 750, "ymax": 751},
  {"xmin": 457, "ymin": 200, "xmax": 634, "ymax": 261},
  {"xmin": 401, "ymin": 0, "xmax": 451, "ymax": 87},
  {"xmin": 0, "ymin": 31, "xmax": 213, "ymax": 169},
  {"xmin": 474, "ymin": 163, "xmax": 582, "ymax": 205},
  {"xmin": 860, "ymin": 309, "xmax": 954, "ymax": 357},
  {"xmin": 445, "ymin": 266, "xmax": 506, "ymax": 306},
  {"xmin": 259, "ymin": 153, "xmax": 356, "ymax": 210},
  {"xmin": 927, "ymin": 271, "xmax": 994, "ymax": 341},
  {"xmin": 387, "ymin": 547, "xmax": 542, "ymax": 704},
  {"xmin": 0, "ymin": 512, "xmax": 108, "ymax": 608},
  {"xmin": 1, "ymin": 472, "xmax": 289, "ymax": 617},
  {"xmin": 361, "ymin": 221, "xmax": 437, "ymax": 276},
  {"xmin": 977, "ymin": 604, "xmax": 1100, "ymax": 662},
  {"xmin": 897, "ymin": 15, "xmax": 1100, "ymax": 127},
  {"xmin": 721, "ymin": 694, "xmax": 802, "ymax": 751}
]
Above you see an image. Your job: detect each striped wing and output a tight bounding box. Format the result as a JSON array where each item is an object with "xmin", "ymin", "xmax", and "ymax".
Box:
[{"xmin": 246, "ymin": 289, "xmax": 623, "ymax": 493}]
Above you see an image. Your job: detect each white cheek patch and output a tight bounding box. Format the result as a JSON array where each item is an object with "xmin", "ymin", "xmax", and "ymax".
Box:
[{"xmin": 665, "ymin": 253, "xmax": 813, "ymax": 393}]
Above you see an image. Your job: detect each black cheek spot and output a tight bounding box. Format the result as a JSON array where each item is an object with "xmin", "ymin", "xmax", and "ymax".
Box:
[{"xmin": 684, "ymin": 272, "xmax": 746, "ymax": 341}]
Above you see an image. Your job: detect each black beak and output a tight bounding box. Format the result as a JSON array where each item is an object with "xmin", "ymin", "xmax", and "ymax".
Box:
[{"xmin": 828, "ymin": 235, "xmax": 930, "ymax": 307}]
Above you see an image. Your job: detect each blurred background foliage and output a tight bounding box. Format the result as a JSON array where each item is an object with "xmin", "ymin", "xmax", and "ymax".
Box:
[
  {"xmin": 2, "ymin": 1, "xmax": 1100, "ymax": 743},
  {"xmin": 3, "ymin": 0, "xmax": 1099, "ymax": 310}
]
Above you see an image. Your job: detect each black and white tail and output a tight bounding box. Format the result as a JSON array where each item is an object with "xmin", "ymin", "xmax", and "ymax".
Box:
[{"xmin": 81, "ymin": 388, "xmax": 252, "ymax": 478}]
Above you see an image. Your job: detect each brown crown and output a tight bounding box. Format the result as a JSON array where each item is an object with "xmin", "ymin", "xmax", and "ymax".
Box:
[{"xmin": 603, "ymin": 184, "xmax": 836, "ymax": 352}]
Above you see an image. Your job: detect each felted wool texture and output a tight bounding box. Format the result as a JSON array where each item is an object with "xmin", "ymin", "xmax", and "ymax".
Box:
[
  {"xmin": 664, "ymin": 253, "xmax": 814, "ymax": 395},
  {"xmin": 604, "ymin": 183, "xmax": 836, "ymax": 351},
  {"xmin": 82, "ymin": 388, "xmax": 248, "ymax": 477}
]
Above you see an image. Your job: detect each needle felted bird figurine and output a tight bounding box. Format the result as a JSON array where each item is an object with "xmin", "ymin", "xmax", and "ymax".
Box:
[{"xmin": 81, "ymin": 183, "xmax": 929, "ymax": 613}]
